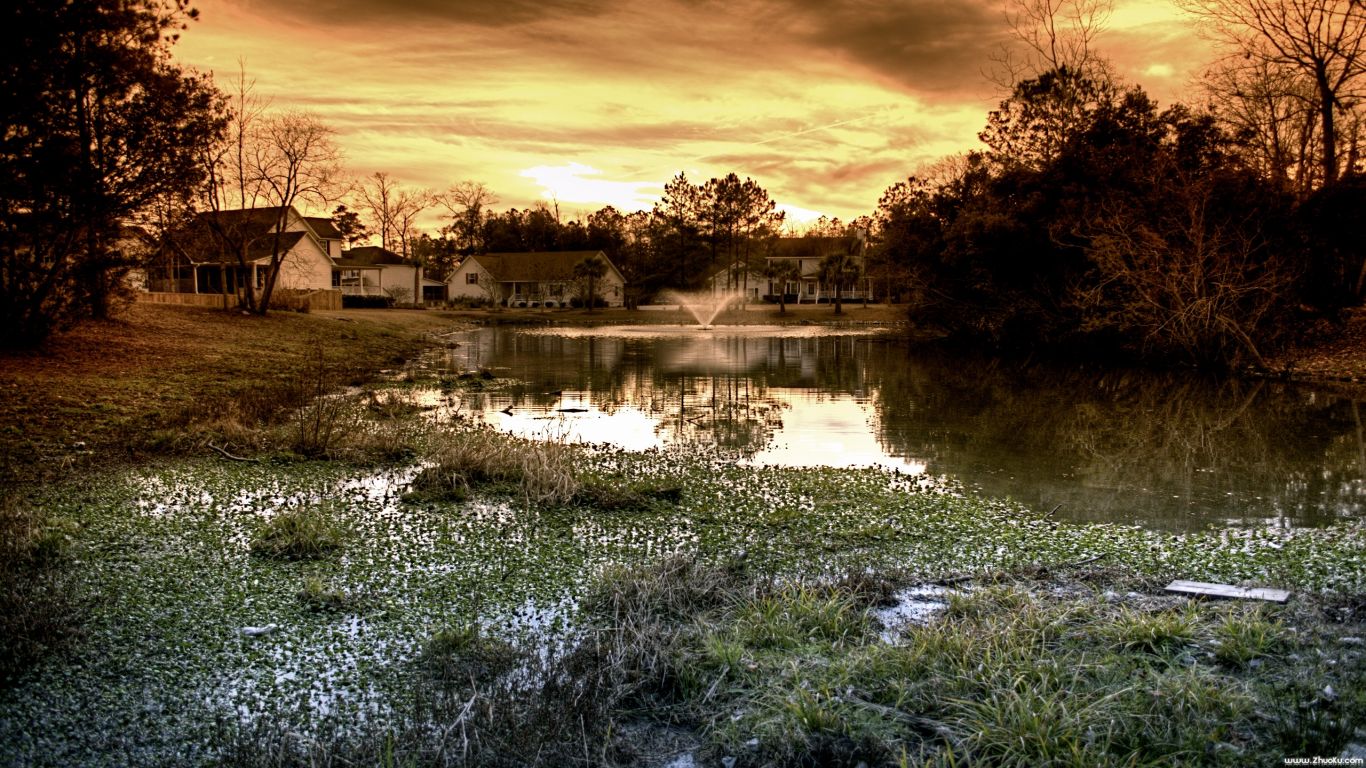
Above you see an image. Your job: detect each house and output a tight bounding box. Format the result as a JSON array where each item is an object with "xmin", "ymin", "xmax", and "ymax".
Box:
[
  {"xmin": 150, "ymin": 206, "xmax": 338, "ymax": 296},
  {"xmin": 763, "ymin": 235, "xmax": 871, "ymax": 304},
  {"xmin": 702, "ymin": 262, "xmax": 766, "ymax": 302},
  {"xmin": 333, "ymin": 245, "xmax": 426, "ymax": 304},
  {"xmin": 447, "ymin": 250, "xmax": 626, "ymax": 308}
]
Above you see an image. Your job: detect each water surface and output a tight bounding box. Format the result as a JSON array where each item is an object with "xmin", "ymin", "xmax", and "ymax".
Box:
[{"xmin": 422, "ymin": 325, "xmax": 1366, "ymax": 530}]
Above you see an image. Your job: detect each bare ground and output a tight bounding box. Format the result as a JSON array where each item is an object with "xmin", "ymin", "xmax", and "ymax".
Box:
[{"xmin": 1268, "ymin": 307, "xmax": 1366, "ymax": 391}]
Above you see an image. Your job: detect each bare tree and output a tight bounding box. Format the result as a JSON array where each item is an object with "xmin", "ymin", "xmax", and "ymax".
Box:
[
  {"xmin": 355, "ymin": 172, "xmax": 397, "ymax": 251},
  {"xmin": 249, "ymin": 111, "xmax": 344, "ymax": 313},
  {"xmin": 357, "ymin": 172, "xmax": 432, "ymax": 303},
  {"xmin": 199, "ymin": 61, "xmax": 270, "ymax": 311},
  {"xmin": 1203, "ymin": 57, "xmax": 1324, "ymax": 195},
  {"xmin": 988, "ymin": 0, "xmax": 1115, "ymax": 88},
  {"xmin": 437, "ymin": 181, "xmax": 498, "ymax": 255},
  {"xmin": 1180, "ymin": 0, "xmax": 1366, "ymax": 186}
]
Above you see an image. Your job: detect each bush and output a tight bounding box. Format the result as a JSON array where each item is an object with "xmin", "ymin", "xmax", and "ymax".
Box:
[
  {"xmin": 341, "ymin": 294, "xmax": 394, "ymax": 309},
  {"xmin": 249, "ymin": 505, "xmax": 344, "ymax": 561},
  {"xmin": 0, "ymin": 496, "xmax": 83, "ymax": 687}
]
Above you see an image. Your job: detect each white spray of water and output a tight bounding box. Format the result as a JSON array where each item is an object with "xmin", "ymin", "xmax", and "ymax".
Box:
[{"xmin": 661, "ymin": 290, "xmax": 743, "ymax": 329}]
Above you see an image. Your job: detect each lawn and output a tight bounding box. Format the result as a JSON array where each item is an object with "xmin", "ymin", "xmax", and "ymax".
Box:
[{"xmin": 0, "ymin": 303, "xmax": 465, "ymax": 484}]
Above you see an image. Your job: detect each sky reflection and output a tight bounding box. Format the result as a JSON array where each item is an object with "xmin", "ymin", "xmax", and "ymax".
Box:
[{"xmin": 425, "ymin": 327, "xmax": 1366, "ymax": 529}]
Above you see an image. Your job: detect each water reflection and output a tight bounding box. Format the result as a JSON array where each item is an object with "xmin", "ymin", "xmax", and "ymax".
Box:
[{"xmin": 425, "ymin": 327, "xmax": 1366, "ymax": 530}]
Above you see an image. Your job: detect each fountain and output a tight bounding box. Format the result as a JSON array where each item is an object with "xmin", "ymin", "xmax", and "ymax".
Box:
[{"xmin": 662, "ymin": 290, "xmax": 742, "ymax": 329}]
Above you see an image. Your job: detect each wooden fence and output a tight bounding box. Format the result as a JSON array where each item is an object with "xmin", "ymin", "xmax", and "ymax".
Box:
[{"xmin": 137, "ymin": 289, "xmax": 342, "ymax": 312}]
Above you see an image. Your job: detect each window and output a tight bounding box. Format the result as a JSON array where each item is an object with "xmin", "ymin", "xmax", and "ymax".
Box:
[{"xmin": 466, "ymin": 272, "xmax": 479, "ymax": 284}]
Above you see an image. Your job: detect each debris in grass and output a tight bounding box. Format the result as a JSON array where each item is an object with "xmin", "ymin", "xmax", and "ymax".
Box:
[{"xmin": 1165, "ymin": 579, "xmax": 1291, "ymax": 602}]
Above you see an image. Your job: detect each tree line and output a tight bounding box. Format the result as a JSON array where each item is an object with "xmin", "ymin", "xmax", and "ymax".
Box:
[
  {"xmin": 862, "ymin": 0, "xmax": 1366, "ymax": 368},
  {"xmin": 334, "ymin": 169, "xmax": 800, "ymax": 310}
]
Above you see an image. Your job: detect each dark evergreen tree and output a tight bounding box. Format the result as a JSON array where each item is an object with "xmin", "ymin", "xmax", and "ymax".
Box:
[{"xmin": 0, "ymin": 0, "xmax": 223, "ymax": 347}]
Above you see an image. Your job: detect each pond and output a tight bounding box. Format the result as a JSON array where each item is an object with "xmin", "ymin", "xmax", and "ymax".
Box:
[{"xmin": 418, "ymin": 324, "xmax": 1366, "ymax": 531}]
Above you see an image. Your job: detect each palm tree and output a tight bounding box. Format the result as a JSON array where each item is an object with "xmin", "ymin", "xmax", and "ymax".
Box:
[
  {"xmin": 573, "ymin": 255, "xmax": 609, "ymax": 313},
  {"xmin": 819, "ymin": 234, "xmax": 865, "ymax": 315},
  {"xmin": 763, "ymin": 260, "xmax": 800, "ymax": 314}
]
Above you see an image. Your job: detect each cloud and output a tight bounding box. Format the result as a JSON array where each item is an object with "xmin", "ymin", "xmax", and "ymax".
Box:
[
  {"xmin": 176, "ymin": 0, "xmax": 1214, "ymax": 228},
  {"xmin": 255, "ymin": 0, "xmax": 614, "ymax": 27},
  {"xmin": 773, "ymin": 0, "xmax": 1010, "ymax": 97},
  {"xmin": 520, "ymin": 163, "xmax": 664, "ymax": 211}
]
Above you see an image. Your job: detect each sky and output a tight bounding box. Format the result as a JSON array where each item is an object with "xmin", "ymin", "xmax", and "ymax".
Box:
[{"xmin": 173, "ymin": 0, "xmax": 1214, "ymax": 230}]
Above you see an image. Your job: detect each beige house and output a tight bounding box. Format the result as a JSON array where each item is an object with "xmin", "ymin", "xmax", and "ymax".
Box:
[
  {"xmin": 151, "ymin": 206, "xmax": 339, "ymax": 296},
  {"xmin": 763, "ymin": 235, "xmax": 870, "ymax": 304},
  {"xmin": 447, "ymin": 250, "xmax": 625, "ymax": 307}
]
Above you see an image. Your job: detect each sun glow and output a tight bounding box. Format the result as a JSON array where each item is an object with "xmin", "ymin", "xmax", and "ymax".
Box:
[{"xmin": 520, "ymin": 163, "xmax": 662, "ymax": 211}]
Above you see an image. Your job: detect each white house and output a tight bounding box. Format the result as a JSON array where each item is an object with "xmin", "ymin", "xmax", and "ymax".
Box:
[
  {"xmin": 151, "ymin": 206, "xmax": 338, "ymax": 296},
  {"xmin": 333, "ymin": 245, "xmax": 423, "ymax": 303},
  {"xmin": 447, "ymin": 250, "xmax": 626, "ymax": 308}
]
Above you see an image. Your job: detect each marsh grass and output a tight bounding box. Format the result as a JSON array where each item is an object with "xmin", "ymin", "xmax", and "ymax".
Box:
[
  {"xmin": 366, "ymin": 389, "xmax": 428, "ymax": 420},
  {"xmin": 421, "ymin": 623, "xmax": 520, "ymax": 684},
  {"xmin": 297, "ymin": 576, "xmax": 366, "ymax": 614},
  {"xmin": 1213, "ymin": 607, "xmax": 1287, "ymax": 668},
  {"xmin": 0, "ymin": 495, "xmax": 83, "ymax": 687},
  {"xmin": 569, "ymin": 559, "xmax": 1366, "ymax": 768},
  {"xmin": 572, "ymin": 478, "xmax": 684, "ymax": 512},
  {"xmin": 217, "ymin": 616, "xmax": 675, "ymax": 767},
  {"xmin": 406, "ymin": 429, "xmax": 580, "ymax": 505},
  {"xmin": 250, "ymin": 504, "xmax": 345, "ymax": 561}
]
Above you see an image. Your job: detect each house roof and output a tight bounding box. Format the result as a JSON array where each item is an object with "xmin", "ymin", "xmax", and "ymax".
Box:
[
  {"xmin": 303, "ymin": 217, "xmax": 343, "ymax": 240},
  {"xmin": 467, "ymin": 251, "xmax": 618, "ymax": 283},
  {"xmin": 182, "ymin": 230, "xmax": 309, "ymax": 265},
  {"xmin": 339, "ymin": 245, "xmax": 408, "ymax": 267},
  {"xmin": 171, "ymin": 206, "xmax": 323, "ymax": 265}
]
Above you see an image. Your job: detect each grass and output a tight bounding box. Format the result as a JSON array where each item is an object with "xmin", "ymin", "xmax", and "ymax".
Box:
[
  {"xmin": 249, "ymin": 504, "xmax": 345, "ymax": 561},
  {"xmin": 0, "ymin": 303, "xmax": 463, "ymax": 484},
  {"xmin": 406, "ymin": 429, "xmax": 581, "ymax": 505},
  {"xmin": 575, "ymin": 559, "xmax": 1366, "ymax": 768},
  {"xmin": 0, "ymin": 495, "xmax": 84, "ymax": 688},
  {"xmin": 1, "ymin": 441, "xmax": 1363, "ymax": 766},
  {"xmin": 296, "ymin": 576, "xmax": 365, "ymax": 614}
]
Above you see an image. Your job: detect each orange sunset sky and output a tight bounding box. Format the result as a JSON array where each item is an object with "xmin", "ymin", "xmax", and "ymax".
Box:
[{"xmin": 174, "ymin": 0, "xmax": 1215, "ymax": 229}]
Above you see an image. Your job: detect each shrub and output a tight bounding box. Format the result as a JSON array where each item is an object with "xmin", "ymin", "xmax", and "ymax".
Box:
[
  {"xmin": 341, "ymin": 294, "xmax": 394, "ymax": 309},
  {"xmin": 250, "ymin": 505, "xmax": 344, "ymax": 561},
  {"xmin": 0, "ymin": 496, "xmax": 83, "ymax": 687}
]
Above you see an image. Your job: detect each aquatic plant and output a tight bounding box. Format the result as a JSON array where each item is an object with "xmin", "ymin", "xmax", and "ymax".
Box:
[{"xmin": 249, "ymin": 504, "xmax": 345, "ymax": 561}]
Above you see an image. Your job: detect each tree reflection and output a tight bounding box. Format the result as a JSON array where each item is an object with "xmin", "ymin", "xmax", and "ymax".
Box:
[
  {"xmin": 867, "ymin": 345, "xmax": 1366, "ymax": 528},
  {"xmin": 450, "ymin": 328, "xmax": 1366, "ymax": 529}
]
